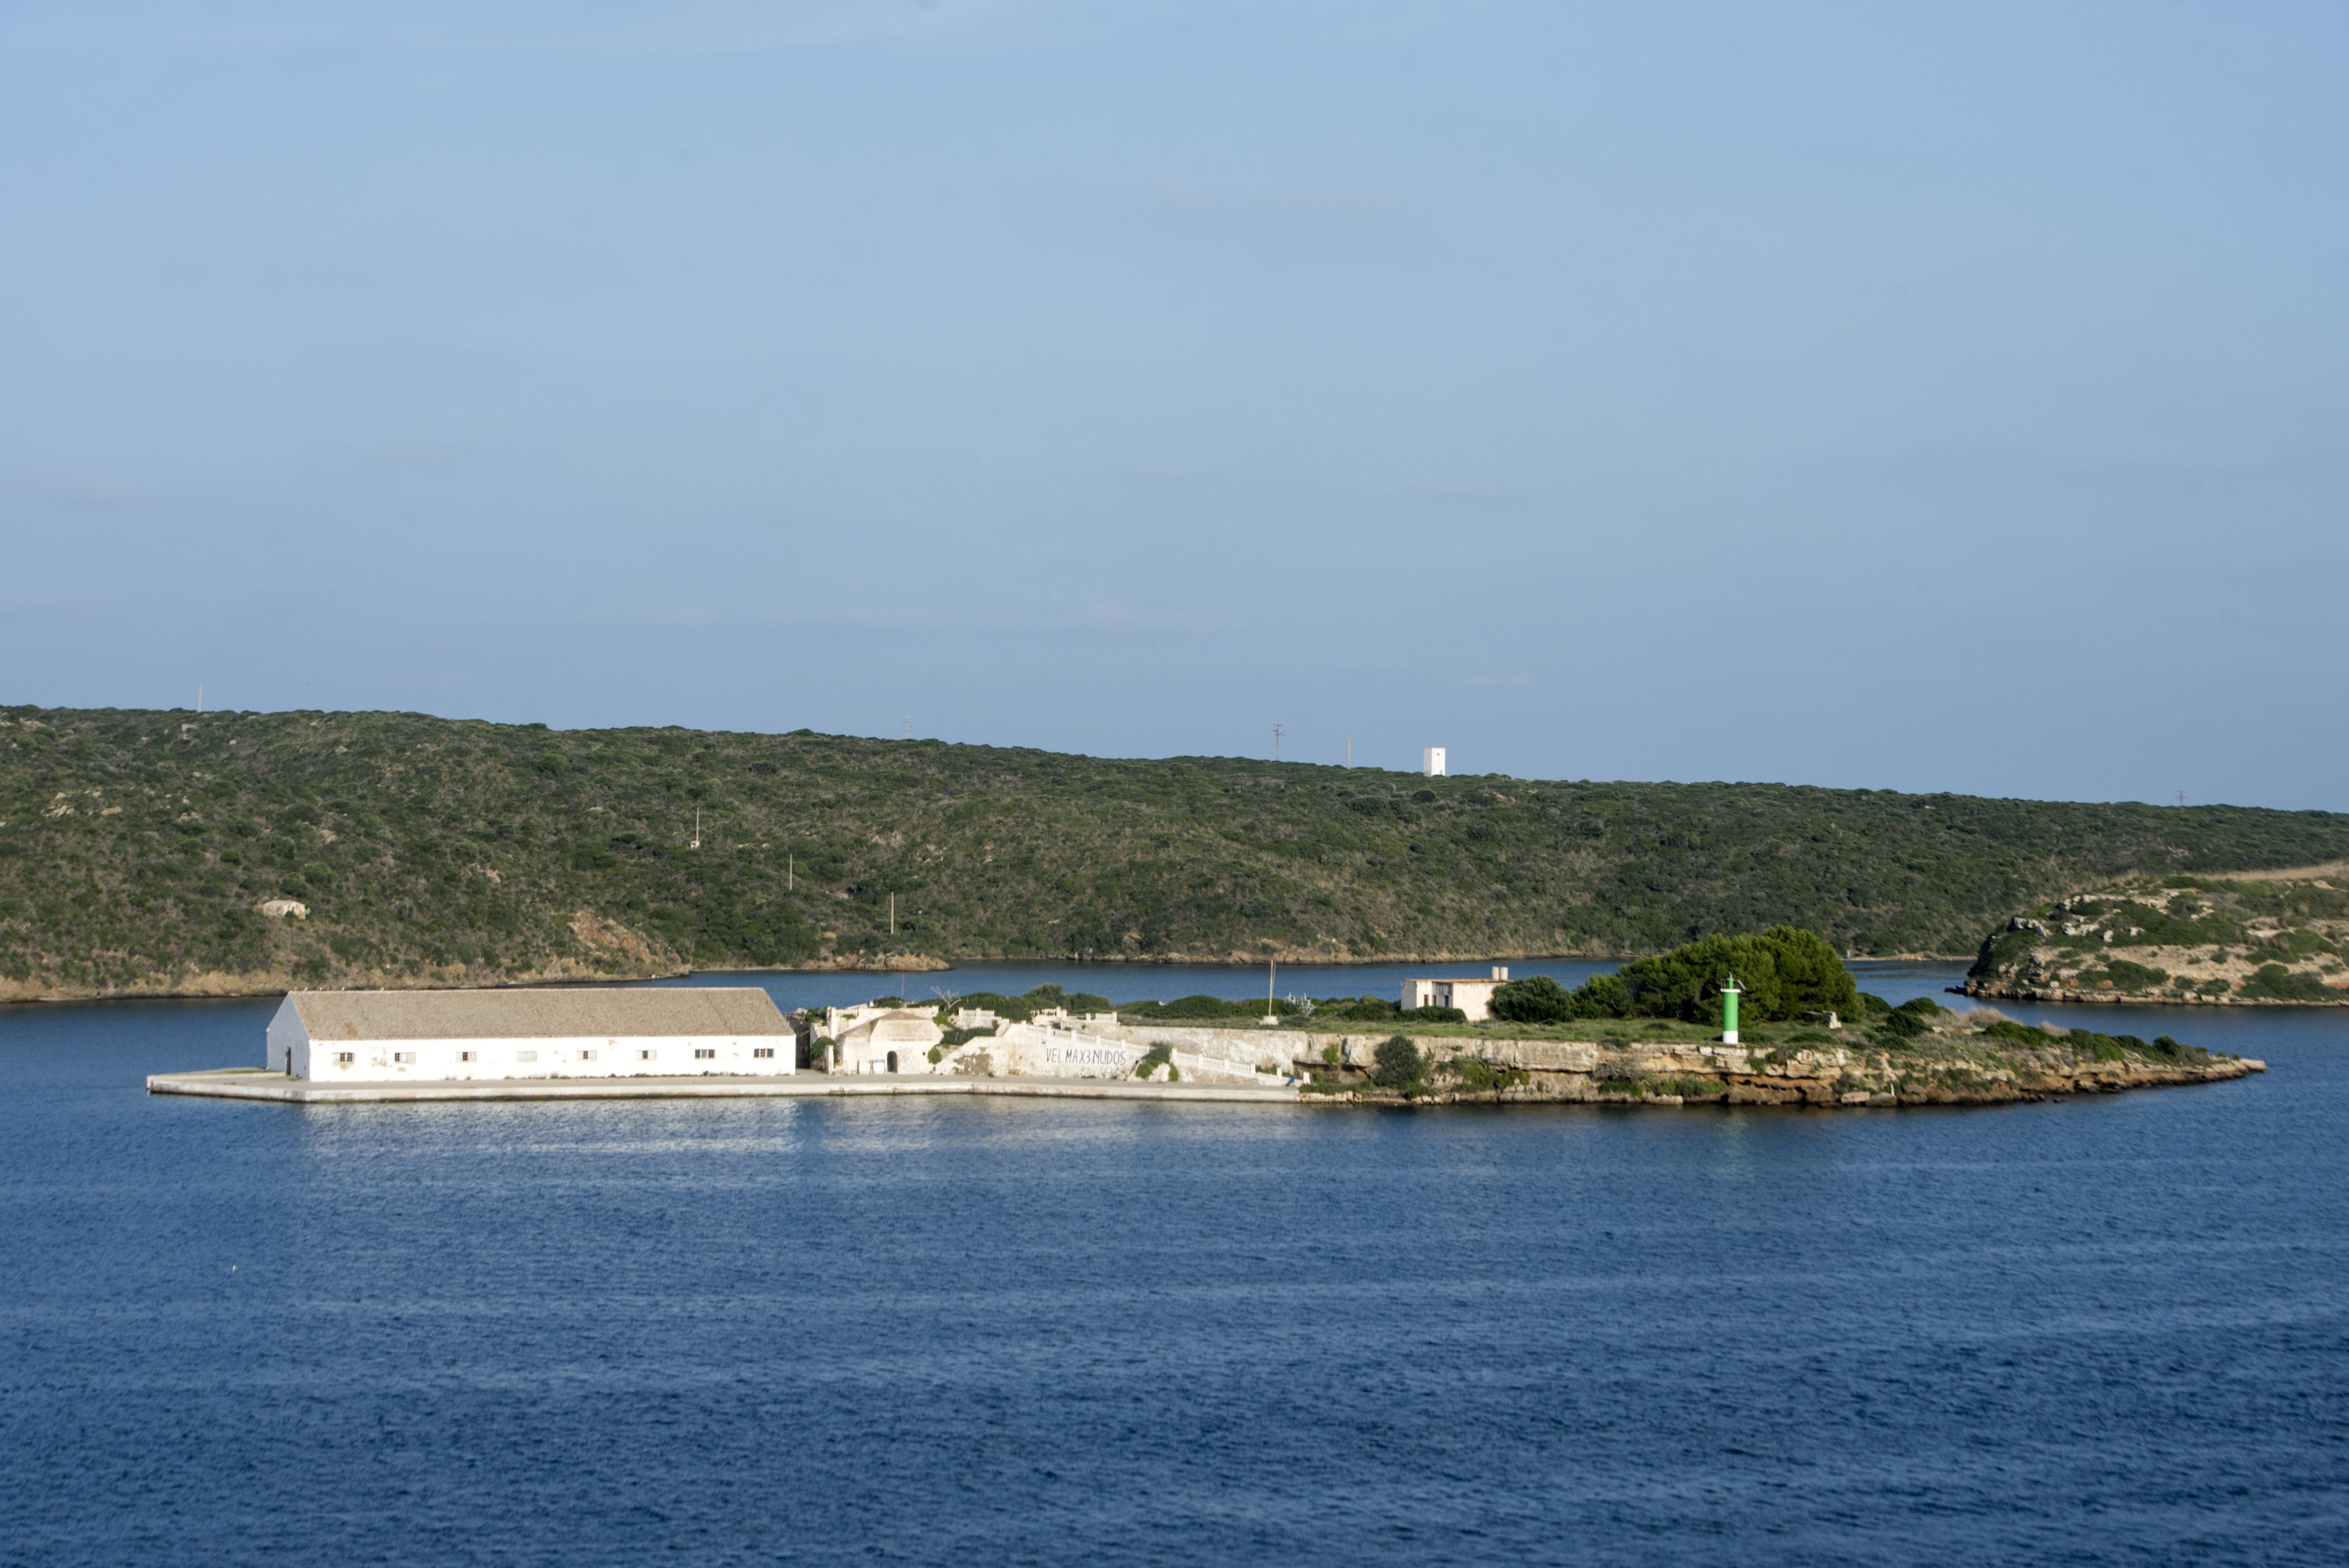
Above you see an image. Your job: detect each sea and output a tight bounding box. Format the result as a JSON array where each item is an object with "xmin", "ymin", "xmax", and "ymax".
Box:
[{"xmin": 2, "ymin": 958, "xmax": 2343, "ymax": 1566}]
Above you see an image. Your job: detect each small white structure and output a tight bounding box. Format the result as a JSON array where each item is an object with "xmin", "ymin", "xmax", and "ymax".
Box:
[
  {"xmin": 824, "ymin": 1004, "xmax": 945, "ymax": 1075},
  {"xmin": 266, "ymin": 987, "xmax": 795, "ymax": 1080},
  {"xmin": 254, "ymin": 899, "xmax": 309, "ymax": 920},
  {"xmin": 1422, "ymin": 747, "xmax": 1446, "ymax": 777},
  {"xmin": 1401, "ymin": 966, "xmax": 1510, "ymax": 1022}
]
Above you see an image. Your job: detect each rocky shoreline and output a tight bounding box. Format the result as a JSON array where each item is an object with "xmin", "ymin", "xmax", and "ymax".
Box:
[
  {"xmin": 1286, "ymin": 1028, "xmax": 2261, "ymax": 1108},
  {"xmin": 1961, "ymin": 979, "xmax": 2346, "ymax": 1007}
]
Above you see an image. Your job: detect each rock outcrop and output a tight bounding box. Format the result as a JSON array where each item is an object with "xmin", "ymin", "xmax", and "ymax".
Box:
[{"xmin": 1965, "ymin": 874, "xmax": 2349, "ymax": 1006}]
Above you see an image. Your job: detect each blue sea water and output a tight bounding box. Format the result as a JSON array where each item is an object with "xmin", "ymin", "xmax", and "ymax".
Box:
[{"xmin": 2, "ymin": 961, "xmax": 2344, "ymax": 1566}]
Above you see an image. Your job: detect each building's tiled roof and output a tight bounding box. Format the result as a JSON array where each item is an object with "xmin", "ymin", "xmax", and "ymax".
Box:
[{"xmin": 285, "ymin": 987, "xmax": 790, "ymax": 1042}]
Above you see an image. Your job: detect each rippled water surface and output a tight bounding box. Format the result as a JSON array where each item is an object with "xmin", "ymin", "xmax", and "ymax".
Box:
[{"xmin": 3, "ymin": 963, "xmax": 2344, "ymax": 1566}]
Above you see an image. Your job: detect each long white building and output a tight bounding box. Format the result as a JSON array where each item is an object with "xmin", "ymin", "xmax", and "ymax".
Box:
[{"xmin": 266, "ymin": 987, "xmax": 796, "ymax": 1081}]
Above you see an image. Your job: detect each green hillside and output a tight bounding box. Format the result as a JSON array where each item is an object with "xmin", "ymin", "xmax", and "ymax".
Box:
[{"xmin": 5, "ymin": 704, "xmax": 2347, "ymax": 1001}]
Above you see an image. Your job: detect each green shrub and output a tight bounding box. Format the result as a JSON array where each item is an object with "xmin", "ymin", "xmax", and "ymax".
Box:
[
  {"xmin": 1119, "ymin": 993, "xmax": 1302, "ymax": 1021},
  {"xmin": 1021, "ymin": 984, "xmax": 1114, "ymax": 1013},
  {"xmin": 1399, "ymin": 1005, "xmax": 1468, "ymax": 1024},
  {"xmin": 1372, "ymin": 1035, "xmax": 1423, "ymax": 1088},
  {"xmin": 1489, "ymin": 974, "xmax": 1577, "ymax": 1023},
  {"xmin": 1443, "ymin": 1055, "xmax": 1526, "ymax": 1091},
  {"xmin": 2239, "ymin": 964, "xmax": 2330, "ymax": 1002},
  {"xmin": 2068, "ymin": 1030, "xmax": 2130, "ymax": 1062},
  {"xmin": 1133, "ymin": 1042, "xmax": 1176, "ymax": 1080},
  {"xmin": 1620, "ymin": 926, "xmax": 1858, "ymax": 1025}
]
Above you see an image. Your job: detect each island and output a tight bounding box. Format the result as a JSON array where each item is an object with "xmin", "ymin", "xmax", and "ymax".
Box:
[{"xmin": 150, "ymin": 929, "xmax": 2262, "ymax": 1109}]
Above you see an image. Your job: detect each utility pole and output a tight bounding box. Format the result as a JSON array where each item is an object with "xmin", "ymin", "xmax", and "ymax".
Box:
[
  {"xmin": 889, "ymin": 893, "xmax": 896, "ymax": 936},
  {"xmin": 1272, "ymin": 723, "xmax": 1285, "ymax": 762},
  {"xmin": 1266, "ymin": 957, "xmax": 1276, "ymax": 1020},
  {"xmin": 690, "ymin": 809, "xmax": 700, "ymax": 850},
  {"xmin": 787, "ymin": 849, "xmax": 793, "ymax": 891},
  {"xmin": 1344, "ymin": 737, "xmax": 1353, "ymax": 767},
  {"xmin": 903, "ymin": 716, "xmax": 910, "ymax": 740},
  {"xmin": 2177, "ymin": 790, "xmax": 2187, "ymax": 807},
  {"xmin": 196, "ymin": 684, "xmax": 203, "ymax": 715}
]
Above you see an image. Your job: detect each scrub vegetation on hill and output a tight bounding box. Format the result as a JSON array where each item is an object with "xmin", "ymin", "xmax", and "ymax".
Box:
[
  {"xmin": 1966, "ymin": 872, "xmax": 2349, "ymax": 1005},
  {"xmin": 5, "ymin": 705, "xmax": 2348, "ymax": 1001}
]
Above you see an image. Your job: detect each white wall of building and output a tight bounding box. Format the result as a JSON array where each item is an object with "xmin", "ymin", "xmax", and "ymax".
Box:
[
  {"xmin": 277, "ymin": 1015, "xmax": 794, "ymax": 1082},
  {"xmin": 1397, "ymin": 970, "xmax": 1508, "ymax": 1022},
  {"xmin": 824, "ymin": 1005, "xmax": 947, "ymax": 1074},
  {"xmin": 266, "ymin": 997, "xmax": 303, "ymax": 1073},
  {"xmin": 1423, "ymin": 747, "xmax": 1446, "ymax": 776}
]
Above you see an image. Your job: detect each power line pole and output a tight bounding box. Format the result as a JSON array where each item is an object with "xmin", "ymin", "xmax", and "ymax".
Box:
[
  {"xmin": 1272, "ymin": 723, "xmax": 1285, "ymax": 762},
  {"xmin": 2177, "ymin": 790, "xmax": 2187, "ymax": 807},
  {"xmin": 1344, "ymin": 737, "xmax": 1353, "ymax": 768},
  {"xmin": 903, "ymin": 716, "xmax": 910, "ymax": 740}
]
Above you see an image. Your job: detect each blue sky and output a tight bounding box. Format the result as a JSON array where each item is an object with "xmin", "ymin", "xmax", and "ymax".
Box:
[{"xmin": 4, "ymin": 2, "xmax": 2344, "ymax": 808}]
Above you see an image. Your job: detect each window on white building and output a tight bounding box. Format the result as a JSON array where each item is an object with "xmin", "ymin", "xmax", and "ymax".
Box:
[
  {"xmin": 752, "ymin": 1047, "xmax": 774, "ymax": 1059},
  {"xmin": 639, "ymin": 1049, "xmax": 656, "ymax": 1061},
  {"xmin": 458, "ymin": 1051, "xmax": 476, "ymax": 1062},
  {"xmin": 335, "ymin": 1052, "xmax": 354, "ymax": 1066},
  {"xmin": 517, "ymin": 1050, "xmax": 538, "ymax": 1063},
  {"xmin": 580, "ymin": 1050, "xmax": 596, "ymax": 1061},
  {"xmin": 392, "ymin": 1052, "xmax": 414, "ymax": 1064},
  {"xmin": 694, "ymin": 1048, "xmax": 715, "ymax": 1060}
]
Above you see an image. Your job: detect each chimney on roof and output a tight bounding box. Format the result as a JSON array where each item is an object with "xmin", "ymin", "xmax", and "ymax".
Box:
[{"xmin": 1492, "ymin": 966, "xmax": 1508, "ymax": 980}]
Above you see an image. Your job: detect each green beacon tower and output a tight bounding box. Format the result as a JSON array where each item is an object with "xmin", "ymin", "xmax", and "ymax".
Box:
[{"xmin": 1720, "ymin": 975, "xmax": 1742, "ymax": 1046}]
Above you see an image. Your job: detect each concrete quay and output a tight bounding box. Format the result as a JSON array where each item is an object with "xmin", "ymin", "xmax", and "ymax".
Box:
[{"xmin": 144, "ymin": 1068, "xmax": 1300, "ymax": 1106}]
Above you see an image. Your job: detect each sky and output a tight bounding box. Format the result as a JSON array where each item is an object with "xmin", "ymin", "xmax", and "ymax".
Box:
[{"xmin": 3, "ymin": 1, "xmax": 2344, "ymax": 809}]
